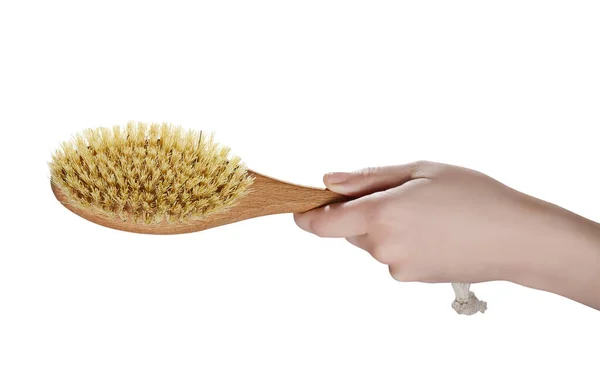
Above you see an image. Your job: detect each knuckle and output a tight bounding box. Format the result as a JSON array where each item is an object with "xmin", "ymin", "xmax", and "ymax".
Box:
[
  {"xmin": 412, "ymin": 160, "xmax": 460, "ymax": 180},
  {"xmin": 370, "ymin": 244, "xmax": 393, "ymax": 264},
  {"xmin": 388, "ymin": 266, "xmax": 415, "ymax": 282},
  {"xmin": 410, "ymin": 160, "xmax": 433, "ymax": 178},
  {"xmin": 356, "ymin": 166, "xmax": 381, "ymax": 178},
  {"xmin": 385, "ymin": 246, "xmax": 418, "ymax": 281},
  {"xmin": 413, "ymin": 159, "xmax": 432, "ymax": 168}
]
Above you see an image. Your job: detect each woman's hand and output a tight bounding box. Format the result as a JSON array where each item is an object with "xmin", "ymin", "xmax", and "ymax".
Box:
[{"xmin": 293, "ymin": 161, "xmax": 600, "ymax": 310}]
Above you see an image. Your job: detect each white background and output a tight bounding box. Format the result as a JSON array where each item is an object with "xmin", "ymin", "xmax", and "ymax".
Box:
[{"xmin": 1, "ymin": 1, "xmax": 599, "ymax": 389}]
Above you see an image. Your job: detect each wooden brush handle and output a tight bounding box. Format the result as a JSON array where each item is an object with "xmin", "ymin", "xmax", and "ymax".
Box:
[
  {"xmin": 244, "ymin": 170, "xmax": 350, "ymax": 213},
  {"xmin": 52, "ymin": 170, "xmax": 351, "ymax": 235}
]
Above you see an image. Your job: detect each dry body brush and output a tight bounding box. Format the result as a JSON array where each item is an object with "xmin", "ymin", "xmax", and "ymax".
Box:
[{"xmin": 49, "ymin": 121, "xmax": 346, "ymax": 234}]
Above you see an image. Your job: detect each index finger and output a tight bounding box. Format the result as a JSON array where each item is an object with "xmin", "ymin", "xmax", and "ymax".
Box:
[{"xmin": 293, "ymin": 193, "xmax": 381, "ymax": 238}]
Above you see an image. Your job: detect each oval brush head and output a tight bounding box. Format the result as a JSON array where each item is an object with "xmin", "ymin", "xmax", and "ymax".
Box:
[
  {"xmin": 50, "ymin": 121, "xmax": 348, "ymax": 234},
  {"xmin": 50, "ymin": 122, "xmax": 254, "ymax": 225}
]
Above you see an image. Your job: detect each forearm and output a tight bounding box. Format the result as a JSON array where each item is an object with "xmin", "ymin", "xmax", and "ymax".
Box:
[{"xmin": 511, "ymin": 199, "xmax": 600, "ymax": 310}]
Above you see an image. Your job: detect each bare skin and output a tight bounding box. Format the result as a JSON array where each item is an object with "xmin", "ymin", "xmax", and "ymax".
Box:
[{"xmin": 293, "ymin": 161, "xmax": 600, "ymax": 310}]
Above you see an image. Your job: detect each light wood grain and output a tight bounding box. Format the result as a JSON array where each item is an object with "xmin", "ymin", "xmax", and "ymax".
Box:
[{"xmin": 51, "ymin": 170, "xmax": 350, "ymax": 235}]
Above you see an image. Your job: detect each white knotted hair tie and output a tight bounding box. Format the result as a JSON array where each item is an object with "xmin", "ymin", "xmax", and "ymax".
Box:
[{"xmin": 451, "ymin": 283, "xmax": 487, "ymax": 315}]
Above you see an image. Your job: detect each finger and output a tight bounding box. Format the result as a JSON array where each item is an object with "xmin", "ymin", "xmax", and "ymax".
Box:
[
  {"xmin": 345, "ymin": 234, "xmax": 372, "ymax": 252},
  {"xmin": 388, "ymin": 264, "xmax": 412, "ymax": 282},
  {"xmin": 293, "ymin": 194, "xmax": 380, "ymax": 238},
  {"xmin": 323, "ymin": 162, "xmax": 431, "ymax": 197}
]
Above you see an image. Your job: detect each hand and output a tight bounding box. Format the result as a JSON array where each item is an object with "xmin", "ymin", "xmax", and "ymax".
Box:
[{"xmin": 294, "ymin": 161, "xmax": 600, "ymax": 309}]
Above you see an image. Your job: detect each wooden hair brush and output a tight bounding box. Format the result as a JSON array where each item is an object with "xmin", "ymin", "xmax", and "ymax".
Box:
[
  {"xmin": 49, "ymin": 121, "xmax": 349, "ymax": 235},
  {"xmin": 49, "ymin": 121, "xmax": 486, "ymax": 315}
]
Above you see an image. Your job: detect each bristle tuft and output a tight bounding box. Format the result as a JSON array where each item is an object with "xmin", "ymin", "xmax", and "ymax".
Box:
[{"xmin": 49, "ymin": 121, "xmax": 254, "ymax": 224}]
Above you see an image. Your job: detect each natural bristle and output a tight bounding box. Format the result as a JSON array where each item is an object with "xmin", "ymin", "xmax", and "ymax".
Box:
[{"xmin": 49, "ymin": 121, "xmax": 254, "ymax": 224}]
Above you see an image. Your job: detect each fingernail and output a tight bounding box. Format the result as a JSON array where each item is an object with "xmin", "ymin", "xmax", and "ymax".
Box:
[{"xmin": 325, "ymin": 172, "xmax": 350, "ymax": 184}]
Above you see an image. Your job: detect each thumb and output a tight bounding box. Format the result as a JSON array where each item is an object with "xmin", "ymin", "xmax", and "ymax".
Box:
[{"xmin": 323, "ymin": 163, "xmax": 422, "ymax": 196}]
